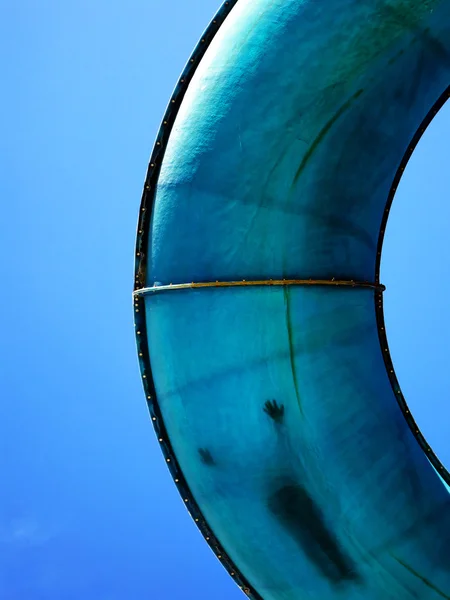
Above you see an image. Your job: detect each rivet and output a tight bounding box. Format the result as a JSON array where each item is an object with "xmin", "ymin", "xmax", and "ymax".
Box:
[
  {"xmin": 137, "ymin": 331, "xmax": 141, "ymax": 335},
  {"xmin": 185, "ymin": 499, "xmax": 188, "ymax": 502},
  {"xmin": 175, "ymin": 478, "xmax": 179, "ymax": 482},
  {"xmin": 159, "ymin": 438, "xmax": 163, "ymax": 442},
  {"xmin": 152, "ymin": 417, "xmax": 156, "ymax": 421},
  {"xmin": 167, "ymin": 458, "xmax": 171, "ymax": 462},
  {"xmin": 143, "ymin": 375, "xmax": 146, "ymax": 379}
]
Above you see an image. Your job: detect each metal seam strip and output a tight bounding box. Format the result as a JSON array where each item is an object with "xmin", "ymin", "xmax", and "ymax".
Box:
[{"xmin": 134, "ymin": 279, "xmax": 386, "ymax": 296}]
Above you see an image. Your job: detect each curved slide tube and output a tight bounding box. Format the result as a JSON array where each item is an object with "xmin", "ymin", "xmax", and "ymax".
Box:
[{"xmin": 134, "ymin": 1, "xmax": 450, "ymax": 598}]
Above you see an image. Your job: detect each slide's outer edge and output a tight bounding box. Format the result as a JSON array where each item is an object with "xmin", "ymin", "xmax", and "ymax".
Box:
[{"xmin": 133, "ymin": 2, "xmax": 262, "ymax": 597}]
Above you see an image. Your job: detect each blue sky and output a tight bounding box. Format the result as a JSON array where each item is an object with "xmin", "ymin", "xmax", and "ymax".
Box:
[{"xmin": 1, "ymin": 0, "xmax": 449, "ymax": 598}]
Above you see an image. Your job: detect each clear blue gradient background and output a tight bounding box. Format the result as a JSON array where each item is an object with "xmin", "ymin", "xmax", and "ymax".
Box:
[{"xmin": 1, "ymin": 1, "xmax": 449, "ymax": 598}]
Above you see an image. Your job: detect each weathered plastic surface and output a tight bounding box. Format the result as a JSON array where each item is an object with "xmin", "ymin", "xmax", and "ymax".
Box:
[{"xmin": 134, "ymin": 1, "xmax": 450, "ymax": 598}]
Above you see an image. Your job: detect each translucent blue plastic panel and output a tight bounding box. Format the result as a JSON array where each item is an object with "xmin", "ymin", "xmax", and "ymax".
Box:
[
  {"xmin": 136, "ymin": 0, "xmax": 450, "ymax": 598},
  {"xmin": 145, "ymin": 286, "xmax": 450, "ymax": 599}
]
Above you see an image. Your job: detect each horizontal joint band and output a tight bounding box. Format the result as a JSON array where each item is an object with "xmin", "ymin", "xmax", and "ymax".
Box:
[{"xmin": 133, "ymin": 279, "xmax": 385, "ymax": 296}]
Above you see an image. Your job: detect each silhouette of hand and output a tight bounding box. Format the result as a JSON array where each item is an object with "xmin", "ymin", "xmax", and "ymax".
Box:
[{"xmin": 264, "ymin": 400, "xmax": 285, "ymax": 424}]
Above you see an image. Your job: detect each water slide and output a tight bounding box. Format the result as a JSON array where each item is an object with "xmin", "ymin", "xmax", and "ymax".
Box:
[{"xmin": 133, "ymin": 1, "xmax": 450, "ymax": 598}]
